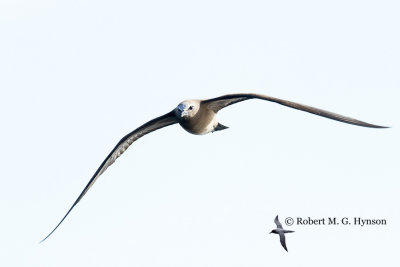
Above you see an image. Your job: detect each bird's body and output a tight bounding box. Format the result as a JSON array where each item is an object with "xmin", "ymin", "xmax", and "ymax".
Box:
[
  {"xmin": 41, "ymin": 93, "xmax": 387, "ymax": 242},
  {"xmin": 270, "ymin": 229, "xmax": 295, "ymax": 234},
  {"xmin": 176, "ymin": 100, "xmax": 218, "ymax": 135}
]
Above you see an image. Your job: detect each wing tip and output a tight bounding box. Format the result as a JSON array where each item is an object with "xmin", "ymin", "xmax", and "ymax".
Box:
[
  {"xmin": 39, "ymin": 231, "xmax": 53, "ymax": 244},
  {"xmin": 352, "ymin": 121, "xmax": 389, "ymax": 129},
  {"xmin": 367, "ymin": 124, "xmax": 390, "ymax": 129},
  {"xmin": 39, "ymin": 222, "xmax": 62, "ymax": 243},
  {"xmin": 39, "ymin": 200, "xmax": 80, "ymax": 243}
]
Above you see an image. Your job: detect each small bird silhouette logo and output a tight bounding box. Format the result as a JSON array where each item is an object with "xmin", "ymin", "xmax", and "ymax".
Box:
[{"xmin": 270, "ymin": 215, "xmax": 295, "ymax": 252}]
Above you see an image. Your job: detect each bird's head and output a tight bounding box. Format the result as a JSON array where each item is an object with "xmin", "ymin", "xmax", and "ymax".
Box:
[{"xmin": 175, "ymin": 100, "xmax": 200, "ymax": 120}]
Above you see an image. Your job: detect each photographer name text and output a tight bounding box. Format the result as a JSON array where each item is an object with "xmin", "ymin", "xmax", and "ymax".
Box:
[{"xmin": 285, "ymin": 217, "xmax": 387, "ymax": 227}]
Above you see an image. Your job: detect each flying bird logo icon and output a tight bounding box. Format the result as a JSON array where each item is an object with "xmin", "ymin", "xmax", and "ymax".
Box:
[{"xmin": 270, "ymin": 215, "xmax": 295, "ymax": 252}]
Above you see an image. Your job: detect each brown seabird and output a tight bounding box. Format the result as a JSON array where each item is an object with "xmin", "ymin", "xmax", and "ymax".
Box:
[{"xmin": 41, "ymin": 93, "xmax": 387, "ymax": 242}]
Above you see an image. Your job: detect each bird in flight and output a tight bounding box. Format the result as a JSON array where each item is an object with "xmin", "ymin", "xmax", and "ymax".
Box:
[
  {"xmin": 270, "ymin": 215, "xmax": 295, "ymax": 252},
  {"xmin": 41, "ymin": 93, "xmax": 386, "ymax": 242}
]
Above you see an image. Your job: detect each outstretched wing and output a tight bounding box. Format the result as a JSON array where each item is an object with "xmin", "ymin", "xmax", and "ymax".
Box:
[
  {"xmin": 202, "ymin": 93, "xmax": 387, "ymax": 128},
  {"xmin": 274, "ymin": 215, "xmax": 283, "ymax": 229},
  {"xmin": 279, "ymin": 233, "xmax": 288, "ymax": 252},
  {"xmin": 41, "ymin": 111, "xmax": 178, "ymax": 242}
]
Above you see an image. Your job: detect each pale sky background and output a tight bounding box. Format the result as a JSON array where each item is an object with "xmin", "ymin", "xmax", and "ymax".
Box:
[{"xmin": 0, "ymin": 0, "xmax": 399, "ymax": 266}]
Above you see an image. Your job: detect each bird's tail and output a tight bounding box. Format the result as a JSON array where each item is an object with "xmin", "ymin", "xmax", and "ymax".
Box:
[{"xmin": 214, "ymin": 123, "xmax": 229, "ymax": 132}]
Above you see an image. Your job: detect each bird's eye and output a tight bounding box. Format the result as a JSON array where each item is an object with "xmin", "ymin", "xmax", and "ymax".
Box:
[{"xmin": 189, "ymin": 106, "xmax": 194, "ymax": 110}]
